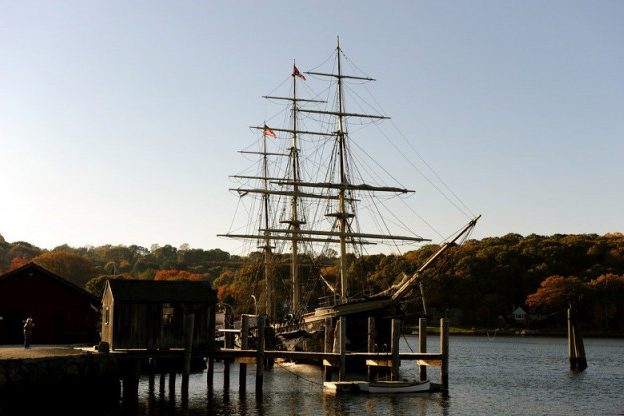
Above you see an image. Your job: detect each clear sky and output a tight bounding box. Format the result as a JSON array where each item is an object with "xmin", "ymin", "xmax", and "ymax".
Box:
[{"xmin": 1, "ymin": 1, "xmax": 622, "ymax": 255}]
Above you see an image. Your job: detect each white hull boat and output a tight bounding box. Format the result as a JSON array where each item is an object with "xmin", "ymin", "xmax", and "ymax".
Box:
[
  {"xmin": 360, "ymin": 379, "xmax": 431, "ymax": 393},
  {"xmin": 323, "ymin": 379, "xmax": 431, "ymax": 394}
]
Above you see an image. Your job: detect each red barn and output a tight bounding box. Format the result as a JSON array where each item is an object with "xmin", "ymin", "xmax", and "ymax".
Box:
[{"xmin": 0, "ymin": 262, "xmax": 100, "ymax": 345}]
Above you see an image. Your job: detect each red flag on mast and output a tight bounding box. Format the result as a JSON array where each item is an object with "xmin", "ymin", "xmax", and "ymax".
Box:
[
  {"xmin": 292, "ymin": 65, "xmax": 306, "ymax": 80},
  {"xmin": 263, "ymin": 124, "xmax": 277, "ymax": 138}
]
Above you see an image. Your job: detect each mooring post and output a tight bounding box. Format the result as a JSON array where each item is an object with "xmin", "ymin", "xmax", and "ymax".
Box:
[
  {"xmin": 256, "ymin": 315, "xmax": 266, "ymax": 397},
  {"xmin": 206, "ymin": 356, "xmax": 214, "ymax": 393},
  {"xmin": 419, "ymin": 317, "xmax": 427, "ymax": 381},
  {"xmin": 147, "ymin": 369, "xmax": 155, "ymax": 414},
  {"xmin": 440, "ymin": 318, "xmax": 449, "ymax": 390},
  {"xmin": 223, "ymin": 310, "xmax": 233, "ymax": 393},
  {"xmin": 148, "ymin": 359, "xmax": 155, "ymax": 394},
  {"xmin": 159, "ymin": 372, "xmax": 166, "ymax": 398},
  {"xmin": 122, "ymin": 359, "xmax": 140, "ymax": 402},
  {"xmin": 183, "ymin": 312, "xmax": 195, "ymax": 393},
  {"xmin": 323, "ymin": 318, "xmax": 333, "ymax": 382},
  {"xmin": 575, "ymin": 331, "xmax": 587, "ymax": 371},
  {"xmin": 391, "ymin": 318, "xmax": 401, "ymax": 381},
  {"xmin": 338, "ymin": 316, "xmax": 347, "ymax": 381},
  {"xmin": 169, "ymin": 372, "xmax": 176, "ymax": 401},
  {"xmin": 567, "ymin": 307, "xmax": 574, "ymax": 367},
  {"xmin": 368, "ymin": 317, "xmax": 376, "ymax": 382},
  {"xmin": 239, "ymin": 314, "xmax": 250, "ymax": 393},
  {"xmin": 568, "ymin": 306, "xmax": 588, "ymax": 371}
]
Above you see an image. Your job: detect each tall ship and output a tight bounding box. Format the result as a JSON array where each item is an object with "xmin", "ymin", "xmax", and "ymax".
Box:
[{"xmin": 218, "ymin": 38, "xmax": 479, "ymax": 355}]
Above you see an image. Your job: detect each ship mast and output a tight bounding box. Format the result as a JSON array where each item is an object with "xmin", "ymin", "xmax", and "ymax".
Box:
[
  {"xmin": 336, "ymin": 38, "xmax": 349, "ymax": 304},
  {"xmin": 303, "ymin": 37, "xmax": 392, "ymax": 305},
  {"xmin": 288, "ymin": 60, "xmax": 302, "ymax": 314},
  {"xmin": 261, "ymin": 134, "xmax": 274, "ymax": 320},
  {"xmin": 220, "ymin": 40, "xmax": 436, "ymax": 323}
]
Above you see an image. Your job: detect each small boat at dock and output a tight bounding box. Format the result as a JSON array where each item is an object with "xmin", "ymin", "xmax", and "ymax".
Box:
[
  {"xmin": 360, "ymin": 379, "xmax": 431, "ymax": 393},
  {"xmin": 324, "ymin": 379, "xmax": 431, "ymax": 394},
  {"xmin": 323, "ymin": 380, "xmax": 368, "ymax": 394}
]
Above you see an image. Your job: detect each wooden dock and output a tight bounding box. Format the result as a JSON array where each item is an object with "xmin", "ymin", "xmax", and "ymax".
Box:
[
  {"xmin": 137, "ymin": 316, "xmax": 450, "ymax": 397},
  {"xmin": 0, "ymin": 317, "xmax": 450, "ymax": 400}
]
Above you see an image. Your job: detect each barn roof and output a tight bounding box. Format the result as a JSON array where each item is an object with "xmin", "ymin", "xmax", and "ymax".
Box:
[
  {"xmin": 106, "ymin": 279, "xmax": 217, "ymax": 303},
  {"xmin": 0, "ymin": 262, "xmax": 99, "ymax": 305}
]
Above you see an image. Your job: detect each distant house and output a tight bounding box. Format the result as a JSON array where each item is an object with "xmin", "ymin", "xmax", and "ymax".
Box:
[
  {"xmin": 513, "ymin": 306, "xmax": 527, "ymax": 323},
  {"xmin": 0, "ymin": 262, "xmax": 100, "ymax": 345},
  {"xmin": 101, "ymin": 279, "xmax": 217, "ymax": 351}
]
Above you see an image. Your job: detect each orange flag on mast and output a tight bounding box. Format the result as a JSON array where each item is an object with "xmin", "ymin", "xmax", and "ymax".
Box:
[
  {"xmin": 263, "ymin": 124, "xmax": 277, "ymax": 138},
  {"xmin": 292, "ymin": 65, "xmax": 306, "ymax": 80}
]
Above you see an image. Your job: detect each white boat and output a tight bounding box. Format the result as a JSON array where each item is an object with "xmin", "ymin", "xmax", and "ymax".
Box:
[
  {"xmin": 360, "ymin": 379, "xmax": 431, "ymax": 394},
  {"xmin": 324, "ymin": 379, "xmax": 431, "ymax": 394},
  {"xmin": 323, "ymin": 380, "xmax": 368, "ymax": 394}
]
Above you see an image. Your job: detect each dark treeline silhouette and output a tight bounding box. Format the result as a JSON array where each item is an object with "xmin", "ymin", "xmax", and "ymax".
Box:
[{"xmin": 1, "ymin": 232, "xmax": 622, "ymax": 333}]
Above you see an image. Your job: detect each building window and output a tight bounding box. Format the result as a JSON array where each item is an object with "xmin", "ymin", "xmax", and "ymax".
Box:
[{"xmin": 105, "ymin": 307, "xmax": 110, "ymax": 325}]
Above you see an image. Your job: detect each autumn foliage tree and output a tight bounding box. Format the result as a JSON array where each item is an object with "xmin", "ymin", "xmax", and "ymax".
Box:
[
  {"xmin": 2, "ymin": 242, "xmax": 42, "ymax": 272},
  {"xmin": 7, "ymin": 256, "xmax": 30, "ymax": 272},
  {"xmin": 0, "ymin": 231, "xmax": 622, "ymax": 331},
  {"xmin": 33, "ymin": 251, "xmax": 95, "ymax": 288},
  {"xmin": 153, "ymin": 269, "xmax": 206, "ymax": 281},
  {"xmin": 526, "ymin": 275, "xmax": 587, "ymax": 312}
]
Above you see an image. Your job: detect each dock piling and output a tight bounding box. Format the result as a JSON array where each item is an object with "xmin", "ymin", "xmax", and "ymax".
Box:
[
  {"xmin": 159, "ymin": 372, "xmax": 166, "ymax": 398},
  {"xmin": 367, "ymin": 317, "xmax": 376, "ymax": 382},
  {"xmin": 323, "ymin": 318, "xmax": 333, "ymax": 382},
  {"xmin": 419, "ymin": 318, "xmax": 427, "ymax": 381},
  {"xmin": 239, "ymin": 314, "xmax": 250, "ymax": 393},
  {"xmin": 391, "ymin": 319, "xmax": 401, "ymax": 381},
  {"xmin": 255, "ymin": 315, "xmax": 266, "ymax": 396},
  {"xmin": 206, "ymin": 357, "xmax": 214, "ymax": 393},
  {"xmin": 440, "ymin": 318, "xmax": 449, "ymax": 390},
  {"xmin": 168, "ymin": 372, "xmax": 176, "ymax": 400},
  {"xmin": 223, "ymin": 312, "xmax": 233, "ymax": 392},
  {"xmin": 338, "ymin": 317, "xmax": 347, "ymax": 381},
  {"xmin": 182, "ymin": 312, "xmax": 194, "ymax": 394},
  {"xmin": 568, "ymin": 305, "xmax": 587, "ymax": 371}
]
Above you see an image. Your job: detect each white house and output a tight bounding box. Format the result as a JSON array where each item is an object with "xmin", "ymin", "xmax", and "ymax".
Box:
[{"xmin": 513, "ymin": 306, "xmax": 527, "ymax": 322}]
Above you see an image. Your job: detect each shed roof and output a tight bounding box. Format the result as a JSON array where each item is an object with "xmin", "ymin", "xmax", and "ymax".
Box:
[
  {"xmin": 106, "ymin": 279, "xmax": 217, "ymax": 303},
  {"xmin": 0, "ymin": 262, "xmax": 99, "ymax": 305}
]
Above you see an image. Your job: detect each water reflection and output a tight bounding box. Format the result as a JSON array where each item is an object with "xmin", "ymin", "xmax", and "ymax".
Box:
[
  {"xmin": 2, "ymin": 336, "xmax": 621, "ymax": 415},
  {"xmin": 0, "ymin": 377, "xmax": 122, "ymax": 416},
  {"xmin": 115, "ymin": 361, "xmax": 452, "ymax": 416}
]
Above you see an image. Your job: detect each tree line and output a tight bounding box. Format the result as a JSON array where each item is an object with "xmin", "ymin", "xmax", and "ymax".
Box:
[{"xmin": 1, "ymin": 232, "xmax": 622, "ymax": 333}]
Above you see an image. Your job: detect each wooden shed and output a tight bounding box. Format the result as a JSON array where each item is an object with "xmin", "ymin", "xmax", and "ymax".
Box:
[
  {"xmin": 101, "ymin": 279, "xmax": 217, "ymax": 351},
  {"xmin": 0, "ymin": 262, "xmax": 100, "ymax": 345}
]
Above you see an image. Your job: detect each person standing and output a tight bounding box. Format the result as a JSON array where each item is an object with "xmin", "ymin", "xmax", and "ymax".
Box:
[{"xmin": 23, "ymin": 317, "xmax": 34, "ymax": 348}]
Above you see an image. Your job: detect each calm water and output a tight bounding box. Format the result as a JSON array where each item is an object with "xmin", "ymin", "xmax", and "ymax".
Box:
[{"xmin": 4, "ymin": 336, "xmax": 624, "ymax": 415}]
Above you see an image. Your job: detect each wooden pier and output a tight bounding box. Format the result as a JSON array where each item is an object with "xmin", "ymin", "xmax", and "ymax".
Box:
[
  {"xmin": 114, "ymin": 316, "xmax": 450, "ymax": 398},
  {"xmin": 0, "ymin": 317, "xmax": 449, "ymax": 401}
]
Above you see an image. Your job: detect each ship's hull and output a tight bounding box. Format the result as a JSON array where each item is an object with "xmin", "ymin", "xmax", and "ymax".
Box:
[{"xmin": 274, "ymin": 297, "xmax": 404, "ymax": 356}]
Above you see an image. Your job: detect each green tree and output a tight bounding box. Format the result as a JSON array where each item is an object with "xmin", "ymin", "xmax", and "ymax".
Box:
[{"xmin": 588, "ymin": 274, "xmax": 624, "ymax": 331}]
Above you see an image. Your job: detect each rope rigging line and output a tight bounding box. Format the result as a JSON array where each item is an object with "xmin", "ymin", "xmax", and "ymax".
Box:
[
  {"xmin": 402, "ymin": 333, "xmax": 416, "ymax": 353},
  {"xmin": 343, "ymin": 66, "xmax": 476, "ymax": 220},
  {"xmin": 347, "ymin": 137, "xmax": 439, "ymax": 243},
  {"xmin": 273, "ymin": 361, "xmax": 325, "ymax": 387},
  {"xmin": 389, "ymin": 119, "xmax": 476, "ymax": 219}
]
